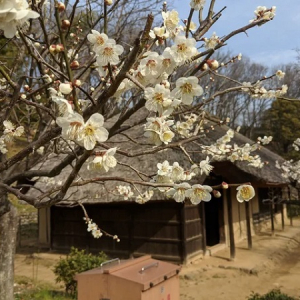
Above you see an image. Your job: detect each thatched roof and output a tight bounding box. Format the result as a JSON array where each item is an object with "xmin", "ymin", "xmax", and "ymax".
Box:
[{"xmin": 27, "ymin": 108, "xmax": 288, "ymax": 205}]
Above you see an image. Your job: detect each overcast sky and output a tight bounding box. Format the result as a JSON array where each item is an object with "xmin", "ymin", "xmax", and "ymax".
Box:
[{"xmin": 172, "ymin": 0, "xmax": 300, "ymax": 67}]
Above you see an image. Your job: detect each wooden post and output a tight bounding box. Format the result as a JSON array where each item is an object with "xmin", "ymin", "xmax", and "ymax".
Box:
[
  {"xmin": 201, "ymin": 202, "xmax": 207, "ymax": 256},
  {"xmin": 288, "ymin": 186, "xmax": 293, "ymax": 226},
  {"xmin": 245, "ymin": 201, "xmax": 252, "ymax": 250},
  {"xmin": 181, "ymin": 203, "xmax": 187, "ymax": 264},
  {"xmin": 224, "ymin": 189, "xmax": 235, "ymax": 260},
  {"xmin": 280, "ymin": 203, "xmax": 285, "ymax": 230},
  {"xmin": 270, "ymin": 202, "xmax": 275, "ymax": 235}
]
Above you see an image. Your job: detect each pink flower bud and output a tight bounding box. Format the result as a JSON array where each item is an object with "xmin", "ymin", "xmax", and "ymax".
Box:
[
  {"xmin": 70, "ymin": 60, "xmax": 80, "ymax": 69},
  {"xmin": 222, "ymin": 182, "xmax": 228, "ymax": 189}
]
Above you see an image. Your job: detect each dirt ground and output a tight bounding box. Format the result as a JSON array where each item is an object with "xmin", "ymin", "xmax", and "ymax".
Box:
[{"xmin": 15, "ymin": 220, "xmax": 300, "ymax": 299}]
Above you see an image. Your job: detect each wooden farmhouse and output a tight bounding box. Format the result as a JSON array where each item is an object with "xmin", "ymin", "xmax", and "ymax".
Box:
[{"xmin": 32, "ymin": 109, "xmax": 288, "ymax": 263}]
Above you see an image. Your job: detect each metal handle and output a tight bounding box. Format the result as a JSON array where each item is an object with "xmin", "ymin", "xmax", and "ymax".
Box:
[
  {"xmin": 139, "ymin": 262, "xmax": 159, "ymax": 273},
  {"xmin": 100, "ymin": 258, "xmax": 120, "ymax": 268}
]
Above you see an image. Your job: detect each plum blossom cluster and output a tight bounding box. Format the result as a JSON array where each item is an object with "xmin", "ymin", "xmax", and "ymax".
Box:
[
  {"xmin": 116, "ymin": 185, "xmax": 134, "ymax": 200},
  {"xmin": 250, "ymin": 6, "xmax": 276, "ymax": 23},
  {"xmin": 190, "ymin": 0, "xmax": 206, "ymax": 11},
  {"xmin": 201, "ymin": 129, "xmax": 270, "ymax": 168},
  {"xmin": 166, "ymin": 183, "xmax": 212, "ymax": 205},
  {"xmin": 87, "ymin": 148, "xmax": 117, "ymax": 173},
  {"xmin": 0, "ymin": 0, "xmax": 39, "ymax": 38},
  {"xmin": 84, "ymin": 217, "xmax": 103, "ymax": 238},
  {"xmin": 56, "ymin": 112, "xmax": 108, "ymax": 151},
  {"xmin": 173, "ymin": 113, "xmax": 199, "ymax": 138},
  {"xmin": 0, "ymin": 120, "xmax": 24, "ymax": 154},
  {"xmin": 87, "ymin": 30, "xmax": 124, "ymax": 78},
  {"xmin": 136, "ymin": 190, "xmax": 154, "ymax": 204},
  {"xmin": 203, "ymin": 32, "xmax": 220, "ymax": 50},
  {"xmin": 276, "ymin": 159, "xmax": 300, "ymax": 184},
  {"xmin": 257, "ymin": 136, "xmax": 273, "ymax": 145},
  {"xmin": 242, "ymin": 82, "xmax": 288, "ymax": 99},
  {"xmin": 276, "ymin": 138, "xmax": 300, "ymax": 185}
]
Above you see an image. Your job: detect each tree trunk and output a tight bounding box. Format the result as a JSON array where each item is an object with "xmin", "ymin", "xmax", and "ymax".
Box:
[{"xmin": 0, "ymin": 204, "xmax": 18, "ymax": 300}]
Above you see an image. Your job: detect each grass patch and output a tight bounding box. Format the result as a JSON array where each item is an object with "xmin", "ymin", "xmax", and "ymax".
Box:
[
  {"xmin": 14, "ymin": 278, "xmax": 73, "ymax": 300},
  {"xmin": 15, "ymin": 288, "xmax": 74, "ymax": 300}
]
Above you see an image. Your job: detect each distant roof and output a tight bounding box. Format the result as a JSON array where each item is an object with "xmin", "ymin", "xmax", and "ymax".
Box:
[{"xmin": 27, "ymin": 108, "xmax": 288, "ymax": 205}]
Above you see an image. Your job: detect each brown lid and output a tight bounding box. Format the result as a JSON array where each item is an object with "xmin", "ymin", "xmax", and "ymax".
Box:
[{"xmin": 108, "ymin": 256, "xmax": 181, "ymax": 291}]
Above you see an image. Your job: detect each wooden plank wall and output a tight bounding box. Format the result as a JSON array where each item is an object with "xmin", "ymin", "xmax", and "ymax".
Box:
[
  {"xmin": 51, "ymin": 201, "xmax": 197, "ymax": 263},
  {"xmin": 184, "ymin": 203, "xmax": 203, "ymax": 260}
]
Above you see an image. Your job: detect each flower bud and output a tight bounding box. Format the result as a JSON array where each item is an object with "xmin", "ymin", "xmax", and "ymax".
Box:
[
  {"xmin": 207, "ymin": 59, "xmax": 219, "ymax": 70},
  {"xmin": 70, "ymin": 60, "xmax": 80, "ymax": 69},
  {"xmin": 222, "ymin": 181, "xmax": 228, "ymax": 189},
  {"xmin": 61, "ymin": 20, "xmax": 70, "ymax": 30},
  {"xmin": 73, "ymin": 79, "xmax": 82, "ymax": 87},
  {"xmin": 56, "ymin": 44, "xmax": 64, "ymax": 52},
  {"xmin": 49, "ymin": 44, "xmax": 57, "ymax": 54},
  {"xmin": 57, "ymin": 2, "xmax": 65, "ymax": 12},
  {"xmin": 213, "ymin": 190, "xmax": 222, "ymax": 198}
]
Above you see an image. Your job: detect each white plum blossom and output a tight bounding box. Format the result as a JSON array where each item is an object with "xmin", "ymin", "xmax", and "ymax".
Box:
[
  {"xmin": 144, "ymin": 116, "xmax": 175, "ymax": 146},
  {"xmin": 162, "ymin": 10, "xmax": 180, "ymax": 33},
  {"xmin": 0, "ymin": 138, "xmax": 7, "ymax": 154},
  {"xmin": 171, "ymin": 76, "xmax": 203, "ymax": 105},
  {"xmin": 190, "ymin": 0, "xmax": 206, "ymax": 11},
  {"xmin": 166, "ymin": 183, "xmax": 191, "ymax": 203},
  {"xmin": 81, "ymin": 114, "xmax": 109, "ymax": 150},
  {"xmin": 2, "ymin": 120, "xmax": 24, "ymax": 142},
  {"xmin": 96, "ymin": 39, "xmax": 124, "ymax": 66},
  {"xmin": 56, "ymin": 112, "xmax": 84, "ymax": 141},
  {"xmin": 186, "ymin": 184, "xmax": 212, "ymax": 205},
  {"xmin": 136, "ymin": 190, "xmax": 154, "ymax": 204},
  {"xmin": 204, "ymin": 32, "xmax": 220, "ymax": 49},
  {"xmin": 149, "ymin": 26, "xmax": 169, "ymax": 40},
  {"xmin": 87, "ymin": 148, "xmax": 118, "ymax": 172},
  {"xmin": 170, "ymin": 36, "xmax": 198, "ymax": 64},
  {"xmin": 161, "ymin": 48, "xmax": 179, "ymax": 74},
  {"xmin": 236, "ymin": 185, "xmax": 255, "ymax": 203},
  {"xmin": 170, "ymin": 162, "xmax": 184, "ymax": 182},
  {"xmin": 87, "ymin": 30, "xmax": 108, "ymax": 51},
  {"xmin": 276, "ymin": 70, "xmax": 285, "ymax": 80},
  {"xmin": 157, "ymin": 160, "xmax": 171, "ymax": 176},
  {"xmin": 144, "ymin": 84, "xmax": 174, "ymax": 115},
  {"xmin": 51, "ymin": 94, "xmax": 73, "ymax": 116},
  {"xmin": 116, "ymin": 185, "xmax": 134, "ymax": 200},
  {"xmin": 199, "ymin": 156, "xmax": 214, "ymax": 175},
  {"xmin": 139, "ymin": 52, "xmax": 162, "ymax": 77},
  {"xmin": 59, "ymin": 82, "xmax": 73, "ymax": 95},
  {"xmin": 0, "ymin": 0, "xmax": 40, "ymax": 38}
]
